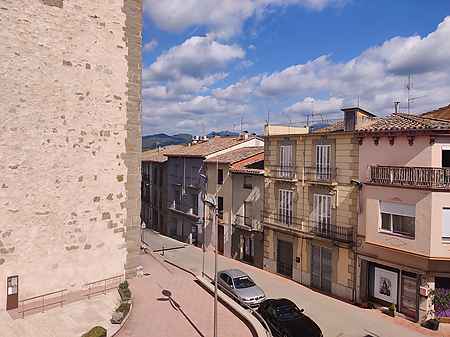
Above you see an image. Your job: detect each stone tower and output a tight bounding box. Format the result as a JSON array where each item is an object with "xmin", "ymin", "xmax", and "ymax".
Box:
[{"xmin": 0, "ymin": 0, "xmax": 142, "ymax": 311}]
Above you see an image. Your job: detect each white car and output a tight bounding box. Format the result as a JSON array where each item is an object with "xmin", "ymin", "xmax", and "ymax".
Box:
[{"xmin": 217, "ymin": 269, "xmax": 266, "ymax": 307}]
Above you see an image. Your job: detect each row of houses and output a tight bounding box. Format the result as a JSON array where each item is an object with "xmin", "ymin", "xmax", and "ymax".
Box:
[{"xmin": 141, "ymin": 104, "xmax": 450, "ymax": 322}]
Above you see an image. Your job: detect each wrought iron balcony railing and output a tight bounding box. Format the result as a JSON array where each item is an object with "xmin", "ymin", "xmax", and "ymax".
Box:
[
  {"xmin": 233, "ymin": 214, "xmax": 263, "ymax": 232},
  {"xmin": 304, "ymin": 166, "xmax": 337, "ymax": 183},
  {"xmin": 369, "ymin": 165, "xmax": 450, "ymax": 190},
  {"xmin": 263, "ymin": 212, "xmax": 353, "ymax": 244},
  {"xmin": 265, "ymin": 165, "xmax": 297, "ymax": 180}
]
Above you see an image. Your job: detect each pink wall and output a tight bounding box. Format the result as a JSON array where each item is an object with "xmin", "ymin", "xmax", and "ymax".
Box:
[{"xmin": 359, "ymin": 134, "xmax": 450, "ymax": 258}]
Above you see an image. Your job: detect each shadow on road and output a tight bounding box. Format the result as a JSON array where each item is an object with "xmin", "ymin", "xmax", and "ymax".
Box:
[{"xmin": 160, "ymin": 289, "xmax": 206, "ymax": 337}]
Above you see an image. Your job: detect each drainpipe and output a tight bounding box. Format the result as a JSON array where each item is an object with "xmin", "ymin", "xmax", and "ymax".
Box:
[{"xmin": 351, "ymin": 179, "xmax": 363, "ymax": 303}]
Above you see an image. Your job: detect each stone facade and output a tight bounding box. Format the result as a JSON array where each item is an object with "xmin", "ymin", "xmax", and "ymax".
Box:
[
  {"xmin": 263, "ymin": 129, "xmax": 358, "ymax": 302},
  {"xmin": 0, "ymin": 0, "xmax": 141, "ymax": 310}
]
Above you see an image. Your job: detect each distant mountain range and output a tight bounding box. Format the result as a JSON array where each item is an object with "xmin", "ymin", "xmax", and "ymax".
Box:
[{"xmin": 142, "ymin": 131, "xmax": 240, "ymax": 150}]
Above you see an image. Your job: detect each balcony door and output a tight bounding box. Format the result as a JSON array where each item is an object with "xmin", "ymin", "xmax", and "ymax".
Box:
[
  {"xmin": 316, "ymin": 144, "xmax": 331, "ymax": 180},
  {"xmin": 313, "ymin": 194, "xmax": 331, "ymax": 236},
  {"xmin": 6, "ymin": 275, "xmax": 19, "ymax": 310},
  {"xmin": 279, "ymin": 189, "xmax": 293, "ymax": 225},
  {"xmin": 280, "ymin": 144, "xmax": 293, "ymax": 178}
]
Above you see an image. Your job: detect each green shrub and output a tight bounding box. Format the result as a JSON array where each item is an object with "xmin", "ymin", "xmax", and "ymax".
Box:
[
  {"xmin": 389, "ymin": 303, "xmax": 396, "ymax": 312},
  {"xmin": 116, "ymin": 302, "xmax": 131, "ymax": 316},
  {"xmin": 119, "ymin": 280, "xmax": 129, "ymax": 290},
  {"xmin": 82, "ymin": 326, "xmax": 106, "ymax": 337},
  {"xmin": 118, "ymin": 287, "xmax": 131, "ymax": 301}
]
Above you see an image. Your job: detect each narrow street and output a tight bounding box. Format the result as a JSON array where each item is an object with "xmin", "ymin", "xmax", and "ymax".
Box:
[{"xmin": 143, "ymin": 230, "xmax": 449, "ymax": 337}]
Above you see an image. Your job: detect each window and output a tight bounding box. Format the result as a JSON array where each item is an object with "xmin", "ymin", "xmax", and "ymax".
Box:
[
  {"xmin": 243, "ymin": 175, "xmax": 252, "ymax": 189},
  {"xmin": 442, "ymin": 208, "xmax": 450, "ymax": 241},
  {"xmin": 191, "ymin": 193, "xmax": 198, "ymax": 215},
  {"xmin": 316, "ymin": 144, "xmax": 331, "ymax": 180},
  {"xmin": 313, "ymin": 194, "xmax": 331, "ymax": 233},
  {"xmin": 174, "ymin": 187, "xmax": 182, "ymax": 209},
  {"xmin": 279, "ymin": 189, "xmax": 293, "ymax": 225},
  {"xmin": 280, "ymin": 144, "xmax": 293, "ymax": 177},
  {"xmin": 244, "ymin": 201, "xmax": 251, "ymax": 226},
  {"xmin": 218, "ymin": 169, "xmax": 224, "ymax": 185},
  {"xmin": 443, "ymin": 147, "xmax": 450, "ymax": 168},
  {"xmin": 217, "ymin": 196, "xmax": 224, "ymax": 219},
  {"xmin": 191, "ymin": 166, "xmax": 199, "ymax": 186},
  {"xmin": 379, "ymin": 201, "xmax": 415, "ymax": 238}
]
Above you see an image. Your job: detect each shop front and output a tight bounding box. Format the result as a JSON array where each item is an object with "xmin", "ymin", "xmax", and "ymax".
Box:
[{"xmin": 364, "ymin": 261, "xmax": 420, "ymax": 320}]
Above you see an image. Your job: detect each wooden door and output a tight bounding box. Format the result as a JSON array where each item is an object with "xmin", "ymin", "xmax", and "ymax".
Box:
[
  {"xmin": 277, "ymin": 240, "xmax": 293, "ymax": 277},
  {"xmin": 6, "ymin": 275, "xmax": 19, "ymax": 310}
]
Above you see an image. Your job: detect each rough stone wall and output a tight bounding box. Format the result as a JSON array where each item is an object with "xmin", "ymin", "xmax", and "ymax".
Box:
[{"xmin": 0, "ymin": 0, "xmax": 141, "ymax": 310}]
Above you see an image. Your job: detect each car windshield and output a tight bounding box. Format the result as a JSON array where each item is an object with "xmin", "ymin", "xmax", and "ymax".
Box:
[
  {"xmin": 233, "ymin": 276, "xmax": 255, "ymax": 289},
  {"xmin": 275, "ymin": 304, "xmax": 302, "ymax": 320}
]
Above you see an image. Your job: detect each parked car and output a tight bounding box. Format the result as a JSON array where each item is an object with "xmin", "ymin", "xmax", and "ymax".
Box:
[
  {"xmin": 217, "ymin": 269, "xmax": 266, "ymax": 307},
  {"xmin": 257, "ymin": 298, "xmax": 322, "ymax": 337}
]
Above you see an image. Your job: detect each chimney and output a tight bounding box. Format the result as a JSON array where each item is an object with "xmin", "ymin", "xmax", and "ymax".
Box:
[
  {"xmin": 341, "ymin": 107, "xmax": 375, "ymax": 132},
  {"xmin": 394, "ymin": 101, "xmax": 400, "ymax": 114},
  {"xmin": 240, "ymin": 130, "xmax": 249, "ymax": 140}
]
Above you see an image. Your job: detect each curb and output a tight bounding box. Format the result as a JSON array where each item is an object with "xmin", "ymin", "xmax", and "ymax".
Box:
[
  {"xmin": 196, "ymin": 276, "xmax": 269, "ymax": 337},
  {"xmin": 109, "ymin": 296, "xmax": 133, "ymax": 337}
]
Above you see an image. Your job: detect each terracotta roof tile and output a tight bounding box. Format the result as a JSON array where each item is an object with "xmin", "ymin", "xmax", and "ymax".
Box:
[
  {"xmin": 164, "ymin": 136, "xmax": 258, "ymax": 158},
  {"xmin": 205, "ymin": 146, "xmax": 264, "ymax": 164},
  {"xmin": 357, "ymin": 113, "xmax": 450, "ymax": 133},
  {"xmin": 421, "ymin": 104, "xmax": 450, "ymax": 120},
  {"xmin": 141, "ymin": 144, "xmax": 185, "ymax": 162},
  {"xmin": 230, "ymin": 152, "xmax": 264, "ymax": 175}
]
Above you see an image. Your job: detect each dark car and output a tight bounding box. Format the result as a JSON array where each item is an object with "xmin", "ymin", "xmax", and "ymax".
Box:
[{"xmin": 257, "ymin": 299, "xmax": 322, "ymax": 337}]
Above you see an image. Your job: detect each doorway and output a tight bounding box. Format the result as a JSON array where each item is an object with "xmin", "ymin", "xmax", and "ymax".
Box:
[
  {"xmin": 311, "ymin": 245, "xmax": 332, "ymax": 293},
  {"xmin": 277, "ymin": 240, "xmax": 293, "ymax": 277},
  {"xmin": 6, "ymin": 275, "xmax": 19, "ymax": 310},
  {"xmin": 218, "ymin": 225, "xmax": 224, "ymax": 255}
]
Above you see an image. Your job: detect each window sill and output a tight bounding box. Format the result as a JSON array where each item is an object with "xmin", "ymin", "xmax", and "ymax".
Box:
[{"xmin": 378, "ymin": 229, "xmax": 415, "ymax": 240}]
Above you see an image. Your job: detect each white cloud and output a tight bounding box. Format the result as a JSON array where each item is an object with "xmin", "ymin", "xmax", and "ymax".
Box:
[
  {"xmin": 285, "ymin": 97, "xmax": 344, "ymax": 116},
  {"xmin": 143, "ymin": 36, "xmax": 244, "ymax": 95},
  {"xmin": 144, "ymin": 0, "xmax": 344, "ymax": 38},
  {"xmin": 143, "ymin": 39, "xmax": 158, "ymax": 52},
  {"xmin": 143, "ymin": 16, "xmax": 450, "ymax": 135},
  {"xmin": 258, "ymin": 16, "xmax": 450, "ymax": 115}
]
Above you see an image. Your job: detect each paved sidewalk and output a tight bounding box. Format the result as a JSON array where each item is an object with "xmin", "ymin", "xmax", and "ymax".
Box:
[
  {"xmin": 1, "ymin": 291, "xmax": 119, "ymax": 337},
  {"xmin": 117, "ymin": 251, "xmax": 252, "ymax": 337},
  {"xmin": 154, "ymin": 236, "xmax": 450, "ymax": 337}
]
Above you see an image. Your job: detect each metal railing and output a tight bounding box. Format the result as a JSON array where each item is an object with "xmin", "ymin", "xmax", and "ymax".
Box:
[
  {"xmin": 85, "ymin": 274, "xmax": 124, "ymax": 299},
  {"xmin": 369, "ymin": 165, "xmax": 450, "ymax": 189},
  {"xmin": 304, "ymin": 166, "xmax": 337, "ymax": 182},
  {"xmin": 233, "ymin": 214, "xmax": 263, "ymax": 232},
  {"xmin": 263, "ymin": 212, "xmax": 353, "ymax": 244},
  {"xmin": 265, "ymin": 165, "xmax": 297, "ymax": 180},
  {"xmin": 20, "ymin": 288, "xmax": 67, "ymax": 318}
]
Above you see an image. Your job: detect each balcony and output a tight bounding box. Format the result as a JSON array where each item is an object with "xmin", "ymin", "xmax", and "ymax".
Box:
[
  {"xmin": 263, "ymin": 212, "xmax": 353, "ymax": 244},
  {"xmin": 369, "ymin": 165, "xmax": 450, "ymax": 190},
  {"xmin": 233, "ymin": 214, "xmax": 263, "ymax": 232},
  {"xmin": 304, "ymin": 166, "xmax": 337, "ymax": 183},
  {"xmin": 266, "ymin": 165, "xmax": 297, "ymax": 181}
]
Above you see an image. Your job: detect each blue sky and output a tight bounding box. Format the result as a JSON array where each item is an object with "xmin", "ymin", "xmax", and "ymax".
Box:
[{"xmin": 142, "ymin": 0, "xmax": 450, "ymax": 135}]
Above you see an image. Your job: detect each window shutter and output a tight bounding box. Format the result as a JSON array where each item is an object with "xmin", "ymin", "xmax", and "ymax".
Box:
[{"xmin": 380, "ymin": 201, "xmax": 415, "ymax": 217}]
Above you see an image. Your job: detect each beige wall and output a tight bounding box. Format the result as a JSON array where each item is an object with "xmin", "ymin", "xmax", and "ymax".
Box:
[
  {"xmin": 0, "ymin": 0, "xmax": 141, "ymax": 310},
  {"xmin": 231, "ymin": 173, "xmax": 264, "ymax": 227}
]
